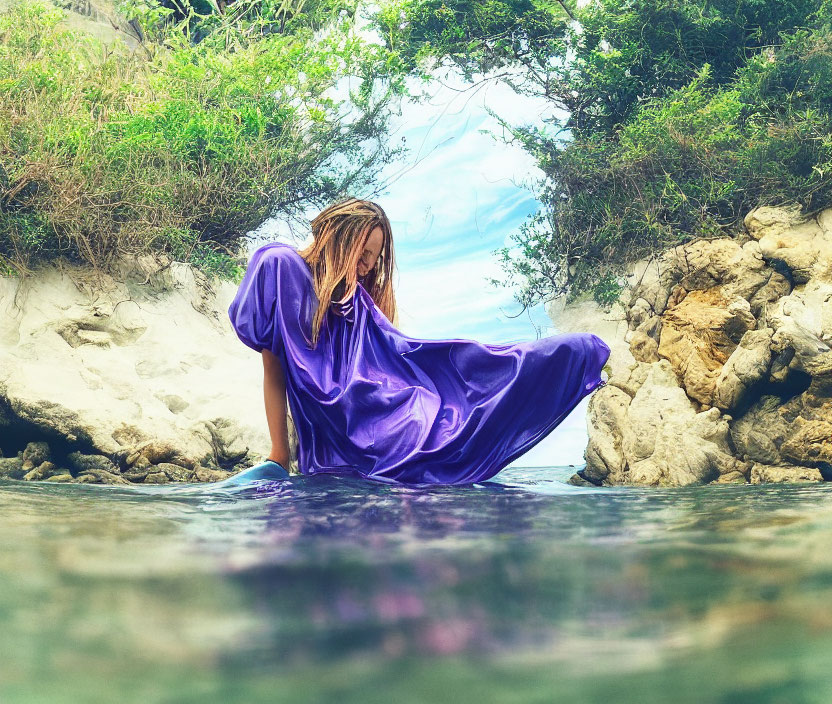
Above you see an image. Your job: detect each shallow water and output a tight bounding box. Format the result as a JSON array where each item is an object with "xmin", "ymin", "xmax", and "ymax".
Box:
[{"xmin": 2, "ymin": 466, "xmax": 832, "ymax": 704}]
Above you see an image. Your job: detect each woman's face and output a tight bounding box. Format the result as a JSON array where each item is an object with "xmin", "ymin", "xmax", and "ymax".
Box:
[{"xmin": 357, "ymin": 225, "xmax": 384, "ymax": 278}]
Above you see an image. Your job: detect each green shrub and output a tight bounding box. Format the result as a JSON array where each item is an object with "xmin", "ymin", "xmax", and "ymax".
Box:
[
  {"xmin": 491, "ymin": 11, "xmax": 832, "ymax": 307},
  {"xmin": 0, "ymin": 1, "xmax": 406, "ymax": 278},
  {"xmin": 379, "ymin": 0, "xmax": 829, "ymax": 307}
]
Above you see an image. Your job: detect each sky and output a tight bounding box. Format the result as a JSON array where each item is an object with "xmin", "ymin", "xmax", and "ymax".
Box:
[{"xmin": 250, "ymin": 30, "xmax": 593, "ymax": 468}]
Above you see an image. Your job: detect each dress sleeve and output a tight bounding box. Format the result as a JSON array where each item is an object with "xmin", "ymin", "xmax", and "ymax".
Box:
[{"xmin": 228, "ymin": 244, "xmax": 283, "ymax": 354}]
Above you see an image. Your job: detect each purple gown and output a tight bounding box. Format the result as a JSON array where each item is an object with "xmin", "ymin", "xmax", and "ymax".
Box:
[{"xmin": 228, "ymin": 242, "xmax": 610, "ymax": 486}]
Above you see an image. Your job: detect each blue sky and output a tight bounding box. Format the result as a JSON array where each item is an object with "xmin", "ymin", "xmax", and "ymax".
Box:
[{"xmin": 253, "ymin": 66, "xmax": 592, "ymax": 468}]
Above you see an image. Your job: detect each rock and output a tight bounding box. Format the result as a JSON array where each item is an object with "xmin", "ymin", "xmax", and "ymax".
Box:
[
  {"xmin": 22, "ymin": 467, "xmax": 45, "ymax": 481},
  {"xmin": 584, "ymin": 385, "xmax": 631, "ymax": 483},
  {"xmin": 748, "ymin": 270, "xmax": 792, "ymax": 322},
  {"xmin": 658, "ymin": 238, "xmax": 773, "ymax": 304},
  {"xmin": 3, "ymin": 392, "xmax": 98, "ymax": 454},
  {"xmin": 22, "ymin": 441, "xmax": 50, "ymax": 466},
  {"xmin": 767, "ymin": 280, "xmax": 832, "ymax": 377},
  {"xmin": 192, "ymin": 466, "xmax": 233, "ymax": 482},
  {"xmin": 780, "ymin": 416, "xmax": 832, "ymax": 468},
  {"xmin": 23, "ymin": 461, "xmax": 71, "ymax": 481},
  {"xmin": 744, "ymin": 204, "xmax": 805, "ymax": 242},
  {"xmin": 745, "ymin": 205, "xmax": 832, "ymax": 283},
  {"xmin": 730, "ymin": 395, "xmax": 790, "ymax": 465},
  {"xmin": 567, "ymin": 472, "xmax": 598, "ymax": 487},
  {"xmin": 713, "ymin": 328, "xmax": 773, "ymax": 412},
  {"xmin": 569, "ymin": 204, "xmax": 832, "ymax": 485},
  {"xmin": 111, "ymin": 423, "xmax": 149, "ymax": 448},
  {"xmin": 730, "ymin": 373, "xmax": 832, "ymax": 471},
  {"xmin": 629, "ymin": 329, "xmax": 660, "ymax": 364},
  {"xmin": 155, "ymin": 462, "xmax": 192, "ymax": 482},
  {"xmin": 608, "ymin": 361, "xmax": 652, "ymax": 398},
  {"xmin": 157, "ymin": 394, "xmax": 189, "ymax": 414},
  {"xmin": 768, "ymin": 347, "xmax": 796, "ymax": 384},
  {"xmin": 658, "ymin": 289, "xmax": 755, "ymax": 405},
  {"xmin": 66, "ymin": 451, "xmax": 119, "ymax": 474},
  {"xmin": 626, "ymin": 295, "xmax": 659, "ymax": 331},
  {"xmin": 126, "ymin": 454, "xmax": 152, "ymax": 470},
  {"xmin": 716, "ymin": 471, "xmax": 748, "ymax": 484},
  {"xmin": 121, "ymin": 466, "xmax": 150, "ymax": 482},
  {"xmin": 200, "ymin": 418, "xmax": 252, "ymax": 468},
  {"xmin": 0, "ymin": 456, "xmax": 25, "ymax": 479},
  {"xmin": 143, "ymin": 471, "xmax": 169, "ymax": 484},
  {"xmin": 0, "ymin": 259, "xmax": 272, "ymax": 476},
  {"xmin": 44, "ymin": 473, "xmax": 74, "ymax": 482},
  {"xmin": 126, "ymin": 440, "xmax": 195, "ymax": 469},
  {"xmin": 750, "ymin": 463, "xmax": 824, "ymax": 484},
  {"xmin": 75, "ymin": 468, "xmax": 131, "ymax": 484},
  {"xmin": 586, "ymin": 360, "xmax": 742, "ymax": 486},
  {"xmin": 638, "ymin": 315, "xmax": 662, "ymax": 340}
]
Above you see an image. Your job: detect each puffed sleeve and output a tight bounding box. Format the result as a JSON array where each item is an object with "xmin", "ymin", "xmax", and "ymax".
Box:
[{"xmin": 228, "ymin": 244, "xmax": 282, "ymax": 354}]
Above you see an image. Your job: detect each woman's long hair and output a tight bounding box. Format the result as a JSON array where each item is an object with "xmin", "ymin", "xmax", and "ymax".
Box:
[{"xmin": 298, "ymin": 197, "xmax": 398, "ymax": 349}]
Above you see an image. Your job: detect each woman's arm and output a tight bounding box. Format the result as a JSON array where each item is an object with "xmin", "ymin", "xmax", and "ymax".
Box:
[{"xmin": 262, "ymin": 348, "xmax": 290, "ymax": 467}]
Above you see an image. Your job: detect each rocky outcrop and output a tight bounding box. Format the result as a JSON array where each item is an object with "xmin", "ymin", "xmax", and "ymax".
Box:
[
  {"xmin": 584, "ymin": 359, "xmax": 749, "ymax": 487},
  {"xmin": 572, "ymin": 204, "xmax": 832, "ymax": 486},
  {"xmin": 0, "ymin": 256, "xmax": 299, "ymax": 484}
]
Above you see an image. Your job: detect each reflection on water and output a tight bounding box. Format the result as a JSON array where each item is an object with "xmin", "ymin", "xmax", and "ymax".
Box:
[{"xmin": 2, "ymin": 467, "xmax": 832, "ymax": 703}]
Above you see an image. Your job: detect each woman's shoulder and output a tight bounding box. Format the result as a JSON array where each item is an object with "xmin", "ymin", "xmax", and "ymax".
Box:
[{"xmin": 249, "ymin": 242, "xmax": 310, "ymax": 276}]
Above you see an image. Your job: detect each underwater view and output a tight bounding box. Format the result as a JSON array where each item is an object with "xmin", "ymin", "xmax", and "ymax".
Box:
[{"xmin": 2, "ymin": 466, "xmax": 831, "ymax": 704}]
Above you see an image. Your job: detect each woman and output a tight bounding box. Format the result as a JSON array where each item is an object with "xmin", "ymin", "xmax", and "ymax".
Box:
[{"xmin": 228, "ymin": 197, "xmax": 610, "ymax": 486}]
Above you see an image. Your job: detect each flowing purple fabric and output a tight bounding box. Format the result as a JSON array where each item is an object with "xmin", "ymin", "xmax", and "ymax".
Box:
[{"xmin": 228, "ymin": 242, "xmax": 611, "ymax": 486}]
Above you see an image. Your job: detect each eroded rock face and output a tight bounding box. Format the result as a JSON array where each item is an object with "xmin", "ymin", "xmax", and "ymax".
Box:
[
  {"xmin": 585, "ymin": 361, "xmax": 747, "ymax": 486},
  {"xmin": 714, "ymin": 328, "xmax": 773, "ymax": 412},
  {"xmin": 0, "ymin": 258, "xmax": 299, "ymax": 484},
  {"xmin": 576, "ymin": 204, "xmax": 832, "ymax": 486},
  {"xmin": 657, "ymin": 289, "xmax": 756, "ymax": 405}
]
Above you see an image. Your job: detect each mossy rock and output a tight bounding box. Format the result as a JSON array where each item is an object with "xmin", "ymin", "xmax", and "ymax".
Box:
[{"xmin": 0, "ymin": 456, "xmax": 25, "ymax": 479}]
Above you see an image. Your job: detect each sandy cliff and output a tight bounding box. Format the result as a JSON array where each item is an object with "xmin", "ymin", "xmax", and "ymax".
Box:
[{"xmin": 0, "ymin": 258, "xmax": 298, "ymax": 484}]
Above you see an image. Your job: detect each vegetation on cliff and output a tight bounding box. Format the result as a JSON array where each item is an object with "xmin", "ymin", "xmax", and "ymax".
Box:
[
  {"xmin": 374, "ymin": 0, "xmax": 832, "ymax": 307},
  {"xmin": 4, "ymin": 0, "xmax": 829, "ymax": 304},
  {"xmin": 0, "ymin": 0, "xmax": 407, "ymax": 278}
]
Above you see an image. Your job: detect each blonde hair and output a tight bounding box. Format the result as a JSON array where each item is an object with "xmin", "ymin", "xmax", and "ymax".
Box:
[{"xmin": 298, "ymin": 197, "xmax": 399, "ymax": 349}]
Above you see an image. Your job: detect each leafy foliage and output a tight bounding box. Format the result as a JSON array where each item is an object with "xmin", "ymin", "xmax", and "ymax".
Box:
[
  {"xmin": 376, "ymin": 0, "xmax": 829, "ymax": 307},
  {"xmin": 373, "ymin": 0, "xmax": 572, "ymax": 80},
  {"xmin": 0, "ymin": 0, "xmax": 407, "ymax": 278}
]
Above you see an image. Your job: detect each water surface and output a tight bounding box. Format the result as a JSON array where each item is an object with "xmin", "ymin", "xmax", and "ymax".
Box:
[{"xmin": 2, "ymin": 467, "xmax": 831, "ymax": 703}]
